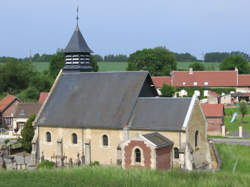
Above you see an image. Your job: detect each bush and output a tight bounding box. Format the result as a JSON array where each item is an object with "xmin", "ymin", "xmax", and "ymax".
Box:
[
  {"xmin": 89, "ymin": 161, "xmax": 100, "ymax": 167},
  {"xmin": 21, "ymin": 114, "xmax": 36, "ymax": 153},
  {"xmin": 4, "ymin": 139, "xmax": 9, "ymax": 145},
  {"xmin": 160, "ymin": 84, "xmax": 176, "ymax": 97},
  {"xmin": 39, "ymin": 160, "xmax": 55, "ymax": 169}
]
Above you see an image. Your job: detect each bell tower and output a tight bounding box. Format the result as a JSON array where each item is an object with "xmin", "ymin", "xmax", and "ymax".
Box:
[{"xmin": 63, "ymin": 7, "xmax": 93, "ymax": 72}]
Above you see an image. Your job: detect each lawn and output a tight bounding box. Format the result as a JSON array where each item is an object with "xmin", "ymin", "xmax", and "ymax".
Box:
[
  {"xmin": 224, "ymin": 107, "xmax": 250, "ymax": 134},
  {"xmin": 215, "ymin": 144, "xmax": 250, "ymax": 174},
  {"xmin": 0, "ymin": 144, "xmax": 249, "ymax": 186},
  {"xmin": 98, "ymin": 62, "xmax": 128, "ymax": 72},
  {"xmin": 177, "ymin": 62, "xmax": 220, "ymax": 70}
]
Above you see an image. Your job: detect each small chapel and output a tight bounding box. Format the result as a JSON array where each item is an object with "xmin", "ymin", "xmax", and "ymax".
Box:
[{"xmin": 31, "ymin": 17, "xmax": 212, "ymax": 171}]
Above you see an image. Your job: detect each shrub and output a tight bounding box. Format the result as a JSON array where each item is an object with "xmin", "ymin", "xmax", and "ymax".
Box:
[
  {"xmin": 89, "ymin": 161, "xmax": 100, "ymax": 167},
  {"xmin": 39, "ymin": 160, "xmax": 55, "ymax": 169},
  {"xmin": 4, "ymin": 139, "xmax": 9, "ymax": 145}
]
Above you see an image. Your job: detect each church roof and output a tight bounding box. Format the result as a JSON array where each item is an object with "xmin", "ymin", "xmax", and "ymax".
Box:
[
  {"xmin": 129, "ymin": 97, "xmax": 192, "ymax": 131},
  {"xmin": 36, "ymin": 71, "xmax": 155, "ymax": 129},
  {"xmin": 64, "ymin": 26, "xmax": 92, "ymax": 53}
]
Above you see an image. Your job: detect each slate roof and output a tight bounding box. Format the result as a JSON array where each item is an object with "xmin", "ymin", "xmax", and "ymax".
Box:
[
  {"xmin": 151, "ymin": 76, "xmax": 171, "ymax": 87},
  {"xmin": 39, "ymin": 92, "xmax": 49, "ymax": 103},
  {"xmin": 64, "ymin": 25, "xmax": 92, "ymax": 53},
  {"xmin": 201, "ymin": 104, "xmax": 224, "ymax": 117},
  {"xmin": 142, "ymin": 132, "xmax": 173, "ymax": 148},
  {"xmin": 129, "ymin": 97, "xmax": 192, "ymax": 131},
  {"xmin": 37, "ymin": 71, "xmax": 152, "ymax": 129},
  {"xmin": 172, "ymin": 71, "xmax": 238, "ymax": 87},
  {"xmin": 0, "ymin": 95, "xmax": 19, "ymax": 112},
  {"xmin": 238, "ymin": 75, "xmax": 250, "ymax": 87},
  {"xmin": 14, "ymin": 103, "xmax": 42, "ymax": 118}
]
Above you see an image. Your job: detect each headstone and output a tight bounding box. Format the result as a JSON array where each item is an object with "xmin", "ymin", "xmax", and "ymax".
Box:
[
  {"xmin": 85, "ymin": 142, "xmax": 91, "ymax": 165},
  {"xmin": 239, "ymin": 126, "xmax": 243, "ymax": 138},
  {"xmin": 222, "ymin": 126, "xmax": 226, "ymax": 136}
]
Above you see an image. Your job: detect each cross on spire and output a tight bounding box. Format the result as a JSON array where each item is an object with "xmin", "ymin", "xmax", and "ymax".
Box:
[{"xmin": 76, "ymin": 6, "xmax": 80, "ymax": 26}]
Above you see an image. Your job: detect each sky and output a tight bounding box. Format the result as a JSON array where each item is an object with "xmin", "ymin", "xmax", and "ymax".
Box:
[{"xmin": 1, "ymin": 0, "xmax": 250, "ymax": 60}]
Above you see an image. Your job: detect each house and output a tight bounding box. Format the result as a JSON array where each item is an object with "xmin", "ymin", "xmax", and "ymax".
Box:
[
  {"xmin": 0, "ymin": 95, "xmax": 21, "ymax": 129},
  {"xmin": 152, "ymin": 68, "xmax": 250, "ymax": 96},
  {"xmin": 38, "ymin": 92, "xmax": 49, "ymax": 103},
  {"xmin": 201, "ymin": 104, "xmax": 224, "ymax": 136},
  {"xmin": 31, "ymin": 21, "xmax": 212, "ymax": 171},
  {"xmin": 11, "ymin": 102, "xmax": 42, "ymax": 137}
]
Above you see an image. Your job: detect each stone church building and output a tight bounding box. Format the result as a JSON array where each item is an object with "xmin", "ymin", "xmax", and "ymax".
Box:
[{"xmin": 31, "ymin": 22, "xmax": 211, "ymax": 171}]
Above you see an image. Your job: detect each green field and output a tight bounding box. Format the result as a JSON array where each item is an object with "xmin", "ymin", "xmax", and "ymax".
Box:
[
  {"xmin": 224, "ymin": 107, "xmax": 250, "ymax": 134},
  {"xmin": 0, "ymin": 144, "xmax": 247, "ymax": 186}
]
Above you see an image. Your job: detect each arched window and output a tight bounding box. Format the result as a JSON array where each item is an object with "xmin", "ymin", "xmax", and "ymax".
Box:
[
  {"xmin": 46, "ymin": 132, "xmax": 51, "ymax": 142},
  {"xmin": 195, "ymin": 131, "xmax": 199, "ymax": 147},
  {"xmin": 103, "ymin": 135, "xmax": 108, "ymax": 146},
  {"xmin": 135, "ymin": 148, "xmax": 141, "ymax": 163},
  {"xmin": 72, "ymin": 133, "xmax": 77, "ymax": 144},
  {"xmin": 174, "ymin": 147, "xmax": 179, "ymax": 159}
]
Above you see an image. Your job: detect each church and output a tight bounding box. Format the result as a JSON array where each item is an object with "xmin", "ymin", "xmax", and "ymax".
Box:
[{"xmin": 31, "ymin": 20, "xmax": 212, "ymax": 171}]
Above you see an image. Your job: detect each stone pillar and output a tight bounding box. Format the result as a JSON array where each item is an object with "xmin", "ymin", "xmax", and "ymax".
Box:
[
  {"xmin": 30, "ymin": 133, "xmax": 38, "ymax": 166},
  {"xmin": 222, "ymin": 126, "xmax": 226, "ymax": 136},
  {"xmin": 85, "ymin": 141, "xmax": 91, "ymax": 165},
  {"xmin": 123, "ymin": 126, "xmax": 129, "ymax": 141},
  {"xmin": 57, "ymin": 138, "xmax": 63, "ymax": 166},
  {"xmin": 239, "ymin": 126, "xmax": 243, "ymax": 138}
]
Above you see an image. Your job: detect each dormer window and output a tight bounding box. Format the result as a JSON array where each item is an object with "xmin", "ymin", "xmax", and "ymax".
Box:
[
  {"xmin": 19, "ymin": 109, "xmax": 25, "ymax": 116},
  {"xmin": 204, "ymin": 82, "xmax": 208, "ymax": 86},
  {"xmin": 193, "ymin": 82, "xmax": 197, "ymax": 86},
  {"xmin": 182, "ymin": 82, "xmax": 186, "ymax": 86}
]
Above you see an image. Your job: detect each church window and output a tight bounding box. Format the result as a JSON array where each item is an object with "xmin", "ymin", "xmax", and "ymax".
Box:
[
  {"xmin": 135, "ymin": 148, "xmax": 141, "ymax": 163},
  {"xmin": 195, "ymin": 131, "xmax": 199, "ymax": 147},
  {"xmin": 46, "ymin": 132, "xmax": 51, "ymax": 142},
  {"xmin": 103, "ymin": 135, "xmax": 108, "ymax": 146},
  {"xmin": 174, "ymin": 147, "xmax": 179, "ymax": 158},
  {"xmin": 72, "ymin": 133, "xmax": 77, "ymax": 144}
]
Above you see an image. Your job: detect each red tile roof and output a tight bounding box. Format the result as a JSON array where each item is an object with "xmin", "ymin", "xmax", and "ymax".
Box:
[
  {"xmin": 238, "ymin": 75, "xmax": 250, "ymax": 87},
  {"xmin": 172, "ymin": 71, "xmax": 237, "ymax": 87},
  {"xmin": 0, "ymin": 95, "xmax": 18, "ymax": 111},
  {"xmin": 152, "ymin": 76, "xmax": 171, "ymax": 87},
  {"xmin": 208, "ymin": 91, "xmax": 220, "ymax": 97},
  {"xmin": 201, "ymin": 104, "xmax": 224, "ymax": 117},
  {"xmin": 39, "ymin": 92, "xmax": 49, "ymax": 103}
]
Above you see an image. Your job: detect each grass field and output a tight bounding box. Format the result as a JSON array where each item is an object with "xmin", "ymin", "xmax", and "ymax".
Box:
[
  {"xmin": 0, "ymin": 144, "xmax": 248, "ymax": 186},
  {"xmin": 224, "ymin": 107, "xmax": 250, "ymax": 134}
]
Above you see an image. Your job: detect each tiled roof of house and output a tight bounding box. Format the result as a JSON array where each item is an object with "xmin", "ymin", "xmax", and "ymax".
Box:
[
  {"xmin": 208, "ymin": 91, "xmax": 220, "ymax": 97},
  {"xmin": 172, "ymin": 71, "xmax": 237, "ymax": 87},
  {"xmin": 0, "ymin": 95, "xmax": 18, "ymax": 112},
  {"xmin": 238, "ymin": 75, "xmax": 250, "ymax": 87},
  {"xmin": 201, "ymin": 104, "xmax": 224, "ymax": 117},
  {"xmin": 39, "ymin": 92, "xmax": 49, "ymax": 103},
  {"xmin": 151, "ymin": 76, "xmax": 171, "ymax": 88},
  {"xmin": 14, "ymin": 102, "xmax": 42, "ymax": 118}
]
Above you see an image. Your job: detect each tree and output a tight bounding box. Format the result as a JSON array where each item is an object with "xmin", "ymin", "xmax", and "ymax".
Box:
[
  {"xmin": 174, "ymin": 52, "xmax": 197, "ymax": 62},
  {"xmin": 160, "ymin": 84, "xmax": 176, "ymax": 97},
  {"xmin": 21, "ymin": 114, "xmax": 36, "ymax": 153},
  {"xmin": 219, "ymin": 56, "xmax": 250, "ymax": 74},
  {"xmin": 239, "ymin": 101, "xmax": 248, "ymax": 122},
  {"xmin": 127, "ymin": 47, "xmax": 177, "ymax": 76},
  {"xmin": 189, "ymin": 62, "xmax": 205, "ymax": 71}
]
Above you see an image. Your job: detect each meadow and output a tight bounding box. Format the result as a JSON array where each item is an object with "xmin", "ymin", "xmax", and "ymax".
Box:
[
  {"xmin": 224, "ymin": 107, "xmax": 250, "ymax": 134},
  {"xmin": 32, "ymin": 61, "xmax": 222, "ymax": 73},
  {"xmin": 0, "ymin": 144, "xmax": 248, "ymax": 186}
]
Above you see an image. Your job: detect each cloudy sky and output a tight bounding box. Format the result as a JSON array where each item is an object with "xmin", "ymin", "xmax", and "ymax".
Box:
[{"xmin": 1, "ymin": 0, "xmax": 250, "ymax": 59}]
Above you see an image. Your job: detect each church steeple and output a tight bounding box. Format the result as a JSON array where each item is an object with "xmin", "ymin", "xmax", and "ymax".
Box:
[{"xmin": 63, "ymin": 7, "xmax": 93, "ymax": 72}]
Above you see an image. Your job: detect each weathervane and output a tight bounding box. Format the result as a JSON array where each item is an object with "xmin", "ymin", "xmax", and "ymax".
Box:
[{"xmin": 76, "ymin": 6, "xmax": 80, "ymax": 26}]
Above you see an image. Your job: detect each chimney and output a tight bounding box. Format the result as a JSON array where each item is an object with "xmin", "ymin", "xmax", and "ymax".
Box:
[
  {"xmin": 189, "ymin": 68, "xmax": 193, "ymax": 75},
  {"xmin": 123, "ymin": 123, "xmax": 129, "ymax": 141},
  {"xmin": 235, "ymin": 66, "xmax": 238, "ymax": 72}
]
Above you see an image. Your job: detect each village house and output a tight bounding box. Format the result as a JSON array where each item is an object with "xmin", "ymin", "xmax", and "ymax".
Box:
[
  {"xmin": 201, "ymin": 104, "xmax": 224, "ymax": 136},
  {"xmin": 31, "ymin": 22, "xmax": 212, "ymax": 171},
  {"xmin": 38, "ymin": 92, "xmax": 49, "ymax": 104},
  {"xmin": 152, "ymin": 68, "xmax": 250, "ymax": 97},
  {"xmin": 10, "ymin": 102, "xmax": 42, "ymax": 137},
  {"xmin": 0, "ymin": 95, "xmax": 21, "ymax": 129}
]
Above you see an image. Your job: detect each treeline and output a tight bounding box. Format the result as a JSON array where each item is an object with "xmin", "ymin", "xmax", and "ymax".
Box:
[
  {"xmin": 0, "ymin": 53, "xmax": 52, "ymax": 63},
  {"xmin": 174, "ymin": 52, "xmax": 198, "ymax": 62},
  {"xmin": 204, "ymin": 51, "xmax": 250, "ymax": 62},
  {"xmin": 93, "ymin": 54, "xmax": 128, "ymax": 62}
]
